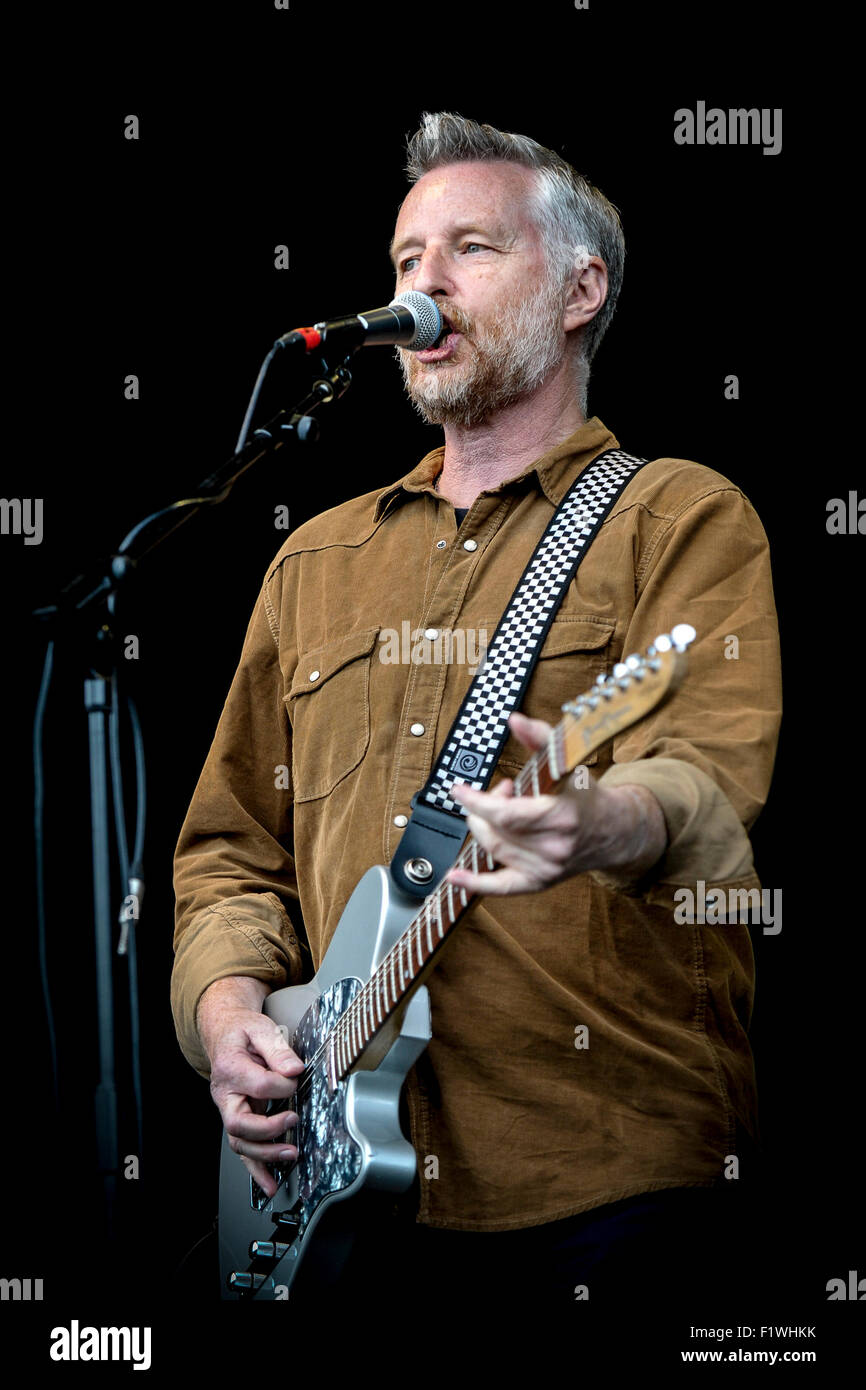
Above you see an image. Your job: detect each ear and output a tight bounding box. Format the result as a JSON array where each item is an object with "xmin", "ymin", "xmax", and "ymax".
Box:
[{"xmin": 562, "ymin": 252, "xmax": 608, "ymax": 335}]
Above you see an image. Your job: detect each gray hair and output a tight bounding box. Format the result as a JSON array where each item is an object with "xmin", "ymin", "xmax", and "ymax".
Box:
[{"xmin": 404, "ymin": 112, "xmax": 625, "ymax": 388}]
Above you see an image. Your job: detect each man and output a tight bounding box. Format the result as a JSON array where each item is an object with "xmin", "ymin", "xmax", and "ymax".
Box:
[{"xmin": 172, "ymin": 112, "xmax": 781, "ymax": 1314}]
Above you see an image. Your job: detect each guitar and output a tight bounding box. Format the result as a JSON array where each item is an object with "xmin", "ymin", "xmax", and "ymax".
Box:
[{"xmin": 217, "ymin": 624, "xmax": 696, "ymax": 1299}]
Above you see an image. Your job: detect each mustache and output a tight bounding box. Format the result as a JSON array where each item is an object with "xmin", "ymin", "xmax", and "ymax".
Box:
[{"xmin": 433, "ymin": 299, "xmax": 473, "ymax": 337}]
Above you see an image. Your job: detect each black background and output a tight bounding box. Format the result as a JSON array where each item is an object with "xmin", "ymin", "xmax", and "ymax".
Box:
[{"xmin": 2, "ymin": 0, "xmax": 861, "ymax": 1371}]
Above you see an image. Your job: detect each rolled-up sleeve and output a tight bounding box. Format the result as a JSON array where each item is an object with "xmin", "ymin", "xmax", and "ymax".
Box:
[
  {"xmin": 171, "ymin": 570, "xmax": 304, "ymax": 1076},
  {"xmin": 593, "ymin": 484, "xmax": 782, "ymax": 902}
]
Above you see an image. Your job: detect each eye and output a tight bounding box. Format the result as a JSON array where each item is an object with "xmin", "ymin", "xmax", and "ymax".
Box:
[
  {"xmin": 399, "ymin": 256, "xmax": 420, "ymax": 274},
  {"xmin": 463, "ymin": 242, "xmax": 487, "ymax": 254}
]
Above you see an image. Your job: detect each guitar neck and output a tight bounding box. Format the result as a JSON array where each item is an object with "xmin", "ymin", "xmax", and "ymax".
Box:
[{"xmin": 324, "ymin": 626, "xmax": 694, "ymax": 1088}]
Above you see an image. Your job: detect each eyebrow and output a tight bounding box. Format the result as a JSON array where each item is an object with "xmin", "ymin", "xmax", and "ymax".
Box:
[{"xmin": 389, "ymin": 220, "xmax": 511, "ymax": 267}]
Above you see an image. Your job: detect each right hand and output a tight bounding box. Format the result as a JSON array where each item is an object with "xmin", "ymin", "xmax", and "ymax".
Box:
[{"xmin": 197, "ymin": 976, "xmax": 305, "ymax": 1198}]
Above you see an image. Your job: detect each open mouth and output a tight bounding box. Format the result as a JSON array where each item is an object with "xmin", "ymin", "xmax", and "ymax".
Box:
[
  {"xmin": 414, "ymin": 313, "xmax": 463, "ymax": 362},
  {"xmin": 433, "ymin": 314, "xmax": 455, "ymax": 347}
]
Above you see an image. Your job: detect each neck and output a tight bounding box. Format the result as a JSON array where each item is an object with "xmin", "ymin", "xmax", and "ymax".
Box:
[{"xmin": 434, "ymin": 364, "xmax": 587, "ymax": 508}]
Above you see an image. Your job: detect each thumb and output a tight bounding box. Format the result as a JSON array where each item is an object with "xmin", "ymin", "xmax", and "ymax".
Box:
[
  {"xmin": 248, "ymin": 1016, "xmax": 303, "ymax": 1073},
  {"xmin": 507, "ymin": 710, "xmax": 552, "ymax": 752}
]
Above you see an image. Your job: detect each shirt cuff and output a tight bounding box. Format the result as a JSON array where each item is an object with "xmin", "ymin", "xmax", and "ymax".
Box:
[
  {"xmin": 592, "ymin": 756, "xmax": 756, "ymax": 904},
  {"xmin": 170, "ymin": 891, "xmax": 305, "ymax": 1077}
]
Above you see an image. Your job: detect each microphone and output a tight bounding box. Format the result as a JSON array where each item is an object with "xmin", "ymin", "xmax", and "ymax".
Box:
[{"xmin": 274, "ymin": 290, "xmax": 442, "ymax": 355}]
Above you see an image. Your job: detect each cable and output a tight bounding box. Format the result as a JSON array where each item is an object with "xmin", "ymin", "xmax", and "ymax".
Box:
[{"xmin": 235, "ymin": 344, "xmax": 279, "ymax": 455}]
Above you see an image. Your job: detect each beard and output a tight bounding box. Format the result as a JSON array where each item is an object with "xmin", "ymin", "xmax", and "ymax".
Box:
[{"xmin": 396, "ymin": 274, "xmax": 570, "ymax": 428}]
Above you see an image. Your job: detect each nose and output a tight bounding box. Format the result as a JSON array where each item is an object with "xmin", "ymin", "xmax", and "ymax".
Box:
[{"xmin": 404, "ymin": 244, "xmax": 455, "ymax": 301}]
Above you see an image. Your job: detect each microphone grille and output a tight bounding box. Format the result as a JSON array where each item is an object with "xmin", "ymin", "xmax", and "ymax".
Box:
[{"xmin": 390, "ymin": 290, "xmax": 442, "ymax": 351}]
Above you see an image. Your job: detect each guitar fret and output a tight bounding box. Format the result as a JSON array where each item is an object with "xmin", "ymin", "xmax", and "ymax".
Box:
[
  {"xmin": 548, "ymin": 732, "xmax": 559, "ymax": 781},
  {"xmin": 410, "ymin": 922, "xmax": 420, "ymax": 975},
  {"xmin": 435, "ymin": 892, "xmax": 443, "ymax": 939},
  {"xmin": 446, "ymin": 881, "xmax": 454, "ymax": 921},
  {"xmin": 363, "ymin": 988, "xmax": 374, "ymax": 1041},
  {"xmin": 425, "ymin": 900, "xmax": 434, "ymax": 954},
  {"xmin": 531, "ymin": 760, "xmax": 540, "ymax": 795},
  {"xmin": 389, "ymin": 947, "xmax": 397, "ymax": 1005}
]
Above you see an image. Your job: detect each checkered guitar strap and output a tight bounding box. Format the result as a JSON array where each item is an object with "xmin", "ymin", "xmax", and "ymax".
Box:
[{"xmin": 390, "ymin": 447, "xmax": 648, "ymax": 898}]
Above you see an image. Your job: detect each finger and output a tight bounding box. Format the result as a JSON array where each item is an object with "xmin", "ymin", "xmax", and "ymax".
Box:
[
  {"xmin": 507, "ymin": 711, "xmax": 553, "ymax": 750},
  {"xmin": 446, "ymin": 863, "xmax": 537, "ymax": 897},
  {"xmin": 228, "ymin": 1131, "xmax": 299, "ymax": 1165},
  {"xmin": 240, "ymin": 1155, "xmax": 280, "ymax": 1198},
  {"xmin": 460, "ymin": 793, "xmax": 567, "ymax": 836},
  {"xmin": 451, "ymin": 778, "xmax": 514, "ymax": 811},
  {"xmin": 223, "ymin": 1103, "xmax": 299, "ymax": 1144}
]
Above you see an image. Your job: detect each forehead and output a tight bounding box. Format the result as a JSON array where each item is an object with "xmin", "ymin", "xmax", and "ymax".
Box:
[{"xmin": 392, "ymin": 160, "xmax": 541, "ymax": 247}]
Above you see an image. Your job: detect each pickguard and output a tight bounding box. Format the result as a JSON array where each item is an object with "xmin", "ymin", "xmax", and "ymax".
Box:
[{"xmin": 288, "ymin": 977, "xmax": 364, "ymax": 1235}]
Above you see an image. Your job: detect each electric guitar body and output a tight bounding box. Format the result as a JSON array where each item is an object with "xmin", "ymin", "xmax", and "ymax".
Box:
[{"xmin": 218, "ymin": 864, "xmax": 430, "ymax": 1300}]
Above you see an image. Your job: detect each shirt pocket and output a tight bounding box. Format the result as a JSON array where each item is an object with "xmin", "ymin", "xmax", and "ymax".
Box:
[
  {"xmin": 284, "ymin": 627, "xmax": 379, "ymax": 802},
  {"xmin": 497, "ymin": 616, "xmax": 616, "ymax": 772}
]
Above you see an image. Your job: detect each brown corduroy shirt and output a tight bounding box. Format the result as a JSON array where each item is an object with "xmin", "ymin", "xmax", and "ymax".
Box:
[{"xmin": 172, "ymin": 416, "xmax": 782, "ymax": 1231}]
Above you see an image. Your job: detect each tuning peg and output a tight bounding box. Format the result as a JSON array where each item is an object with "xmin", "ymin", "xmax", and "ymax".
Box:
[
  {"xmin": 671, "ymin": 623, "xmax": 696, "ymax": 650},
  {"xmin": 612, "ymin": 662, "xmax": 629, "ymax": 679},
  {"xmin": 654, "ymin": 633, "xmax": 672, "ymax": 652},
  {"xmin": 624, "ymin": 653, "xmax": 642, "ymax": 669},
  {"xmin": 562, "ymin": 700, "xmax": 586, "ymax": 717}
]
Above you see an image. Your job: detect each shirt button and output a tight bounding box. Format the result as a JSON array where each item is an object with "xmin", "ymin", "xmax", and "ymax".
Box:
[
  {"xmin": 424, "ymin": 628, "xmax": 439, "ymax": 640},
  {"xmin": 462, "ymin": 539, "xmax": 478, "ymax": 552},
  {"xmin": 394, "ymin": 814, "xmax": 408, "ymax": 827},
  {"xmin": 309, "ymin": 669, "xmax": 320, "ymax": 681},
  {"xmin": 410, "ymin": 722, "xmax": 425, "ymax": 736},
  {"xmin": 436, "ymin": 540, "xmax": 447, "ymax": 549}
]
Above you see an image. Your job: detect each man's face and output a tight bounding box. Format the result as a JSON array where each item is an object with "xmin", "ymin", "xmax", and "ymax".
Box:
[{"xmin": 390, "ymin": 161, "xmax": 569, "ymax": 427}]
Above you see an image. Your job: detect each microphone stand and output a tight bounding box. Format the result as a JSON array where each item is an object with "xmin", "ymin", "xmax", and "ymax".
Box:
[{"xmin": 33, "ymin": 350, "xmax": 357, "ymax": 1249}]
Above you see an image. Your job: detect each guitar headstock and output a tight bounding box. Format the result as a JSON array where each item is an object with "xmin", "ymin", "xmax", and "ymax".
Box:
[{"xmin": 558, "ymin": 624, "xmax": 696, "ymax": 772}]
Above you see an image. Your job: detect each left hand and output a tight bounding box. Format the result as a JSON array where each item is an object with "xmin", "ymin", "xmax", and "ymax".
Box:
[{"xmin": 447, "ymin": 711, "xmax": 667, "ymax": 897}]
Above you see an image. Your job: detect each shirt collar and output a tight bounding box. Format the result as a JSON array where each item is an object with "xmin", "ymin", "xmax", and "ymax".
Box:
[{"xmin": 372, "ymin": 416, "xmax": 620, "ymax": 520}]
